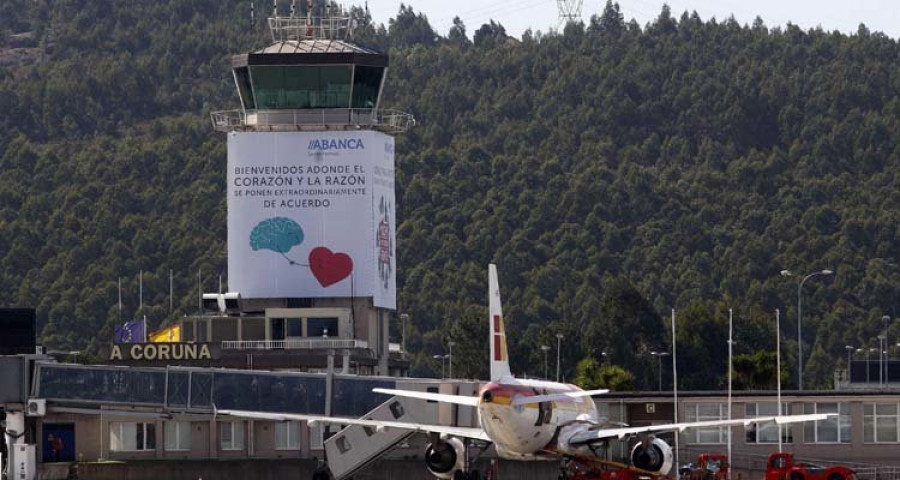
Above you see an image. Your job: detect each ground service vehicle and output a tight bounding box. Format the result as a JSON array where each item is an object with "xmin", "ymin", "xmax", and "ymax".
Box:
[
  {"xmin": 765, "ymin": 453, "xmax": 855, "ymax": 480},
  {"xmin": 679, "ymin": 454, "xmax": 729, "ymax": 480}
]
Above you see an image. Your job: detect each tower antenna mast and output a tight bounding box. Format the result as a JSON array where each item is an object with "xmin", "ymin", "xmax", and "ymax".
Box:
[{"xmin": 557, "ymin": 0, "xmax": 583, "ymax": 28}]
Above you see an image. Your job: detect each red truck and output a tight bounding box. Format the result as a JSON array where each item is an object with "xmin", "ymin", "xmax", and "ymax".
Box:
[{"xmin": 765, "ymin": 453, "xmax": 856, "ymax": 480}]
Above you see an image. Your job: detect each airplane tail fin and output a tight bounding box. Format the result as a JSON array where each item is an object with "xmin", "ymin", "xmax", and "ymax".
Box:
[{"xmin": 489, "ymin": 264, "xmax": 512, "ymax": 382}]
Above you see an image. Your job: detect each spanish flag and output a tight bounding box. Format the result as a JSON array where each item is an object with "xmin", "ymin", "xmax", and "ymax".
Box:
[{"xmin": 149, "ymin": 324, "xmax": 181, "ymax": 343}]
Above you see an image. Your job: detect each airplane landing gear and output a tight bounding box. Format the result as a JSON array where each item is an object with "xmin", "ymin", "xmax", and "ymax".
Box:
[
  {"xmin": 457, "ymin": 439, "xmax": 491, "ymax": 480},
  {"xmin": 454, "ymin": 469, "xmax": 482, "ymax": 480}
]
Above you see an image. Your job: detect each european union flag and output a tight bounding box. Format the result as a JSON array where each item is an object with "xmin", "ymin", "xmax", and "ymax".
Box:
[{"xmin": 114, "ymin": 320, "xmax": 145, "ymax": 343}]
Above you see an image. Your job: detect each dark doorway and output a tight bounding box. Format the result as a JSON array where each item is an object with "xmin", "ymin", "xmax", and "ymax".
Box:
[
  {"xmin": 43, "ymin": 423, "xmax": 75, "ymax": 462},
  {"xmin": 271, "ymin": 318, "xmax": 285, "ymax": 341}
]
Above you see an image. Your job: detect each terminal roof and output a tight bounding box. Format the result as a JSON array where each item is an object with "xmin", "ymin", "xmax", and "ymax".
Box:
[
  {"xmin": 232, "ymin": 40, "xmax": 388, "ymax": 68},
  {"xmin": 256, "ymin": 40, "xmax": 379, "ymax": 55}
]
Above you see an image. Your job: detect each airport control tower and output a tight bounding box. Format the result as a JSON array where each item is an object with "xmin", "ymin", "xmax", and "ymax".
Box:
[{"xmin": 205, "ymin": 4, "xmax": 414, "ymax": 376}]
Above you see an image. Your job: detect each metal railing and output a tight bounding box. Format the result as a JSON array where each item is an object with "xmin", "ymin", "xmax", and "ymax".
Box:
[
  {"xmin": 220, "ymin": 339, "xmax": 369, "ymax": 350},
  {"xmin": 269, "ymin": 15, "xmax": 351, "ymax": 42},
  {"xmin": 210, "ymin": 108, "xmax": 415, "ymax": 133}
]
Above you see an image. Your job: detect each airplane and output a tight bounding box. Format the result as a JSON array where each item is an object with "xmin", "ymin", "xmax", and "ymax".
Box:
[{"xmin": 219, "ymin": 264, "xmax": 834, "ymax": 480}]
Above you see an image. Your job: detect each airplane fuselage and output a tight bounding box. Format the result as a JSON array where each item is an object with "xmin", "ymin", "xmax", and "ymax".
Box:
[{"xmin": 478, "ymin": 379, "xmax": 598, "ymax": 459}]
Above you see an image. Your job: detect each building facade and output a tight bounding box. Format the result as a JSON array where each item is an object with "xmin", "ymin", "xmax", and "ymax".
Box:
[{"xmin": 597, "ymin": 391, "xmax": 900, "ymax": 468}]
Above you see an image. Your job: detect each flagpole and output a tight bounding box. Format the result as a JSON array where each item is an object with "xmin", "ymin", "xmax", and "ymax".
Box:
[
  {"xmin": 198, "ymin": 269, "xmax": 202, "ymax": 313},
  {"xmin": 118, "ymin": 277, "xmax": 122, "ymax": 321},
  {"xmin": 169, "ymin": 269, "xmax": 174, "ymax": 315}
]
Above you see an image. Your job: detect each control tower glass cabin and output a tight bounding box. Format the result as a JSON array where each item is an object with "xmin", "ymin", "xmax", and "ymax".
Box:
[{"xmin": 212, "ymin": 13, "xmax": 414, "ymax": 133}]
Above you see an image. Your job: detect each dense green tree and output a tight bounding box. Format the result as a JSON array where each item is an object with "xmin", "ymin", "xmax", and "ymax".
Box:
[
  {"xmin": 388, "ymin": 4, "xmax": 436, "ymax": 48},
  {"xmin": 473, "ymin": 21, "xmax": 507, "ymax": 47},
  {"xmin": 574, "ymin": 359, "xmax": 635, "ymax": 391},
  {"xmin": 1, "ymin": 1, "xmax": 899, "ymax": 392}
]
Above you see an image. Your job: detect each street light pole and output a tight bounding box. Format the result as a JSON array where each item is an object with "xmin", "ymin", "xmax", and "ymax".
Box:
[
  {"xmin": 783, "ymin": 269, "xmax": 833, "ymax": 390},
  {"xmin": 671, "ymin": 309, "xmax": 680, "ymax": 473},
  {"xmin": 727, "ymin": 308, "xmax": 733, "ymax": 480},
  {"xmin": 448, "ymin": 341, "xmax": 455, "ymax": 379},
  {"xmin": 776, "ymin": 309, "xmax": 782, "ymax": 452},
  {"xmin": 651, "ymin": 351, "xmax": 670, "ymax": 391},
  {"xmin": 433, "ymin": 354, "xmax": 445, "ymax": 378},
  {"xmin": 867, "ymin": 348, "xmax": 878, "ymax": 385},
  {"xmin": 399, "ymin": 313, "xmax": 408, "ymax": 353},
  {"xmin": 556, "ymin": 334, "xmax": 564, "ymax": 382},
  {"xmin": 845, "ymin": 345, "xmax": 855, "ymax": 383},
  {"xmin": 541, "ymin": 345, "xmax": 551, "ymax": 379},
  {"xmin": 883, "ymin": 316, "xmax": 892, "ymax": 385}
]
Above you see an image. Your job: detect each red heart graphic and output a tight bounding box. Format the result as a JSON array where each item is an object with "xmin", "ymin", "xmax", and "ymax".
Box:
[{"xmin": 309, "ymin": 247, "xmax": 354, "ymax": 287}]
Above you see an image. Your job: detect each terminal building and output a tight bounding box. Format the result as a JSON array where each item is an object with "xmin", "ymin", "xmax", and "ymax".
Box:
[{"xmin": 6, "ymin": 354, "xmax": 900, "ymax": 479}]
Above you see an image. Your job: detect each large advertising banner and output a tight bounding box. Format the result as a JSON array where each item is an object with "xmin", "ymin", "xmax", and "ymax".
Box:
[{"xmin": 227, "ymin": 131, "xmax": 396, "ymax": 309}]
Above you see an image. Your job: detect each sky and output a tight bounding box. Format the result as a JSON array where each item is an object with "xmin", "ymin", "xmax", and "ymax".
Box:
[{"xmin": 360, "ymin": 0, "xmax": 900, "ymax": 39}]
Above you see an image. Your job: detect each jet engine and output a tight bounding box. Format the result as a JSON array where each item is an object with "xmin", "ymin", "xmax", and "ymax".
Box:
[
  {"xmin": 630, "ymin": 437, "xmax": 674, "ymax": 474},
  {"xmin": 425, "ymin": 437, "xmax": 466, "ymax": 479}
]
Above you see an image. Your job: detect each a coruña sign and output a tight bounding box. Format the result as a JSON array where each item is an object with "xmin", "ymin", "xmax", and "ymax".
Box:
[{"xmin": 109, "ymin": 343, "xmax": 219, "ymax": 362}]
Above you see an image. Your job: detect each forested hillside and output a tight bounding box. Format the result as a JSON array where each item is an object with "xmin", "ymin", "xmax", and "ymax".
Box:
[{"xmin": 1, "ymin": 0, "xmax": 898, "ymax": 390}]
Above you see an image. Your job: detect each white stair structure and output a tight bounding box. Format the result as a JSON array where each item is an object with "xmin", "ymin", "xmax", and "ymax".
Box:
[{"xmin": 324, "ymin": 395, "xmax": 421, "ymax": 480}]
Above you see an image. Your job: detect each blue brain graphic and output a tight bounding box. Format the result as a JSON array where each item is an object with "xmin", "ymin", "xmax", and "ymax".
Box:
[{"xmin": 249, "ymin": 217, "xmax": 304, "ymax": 253}]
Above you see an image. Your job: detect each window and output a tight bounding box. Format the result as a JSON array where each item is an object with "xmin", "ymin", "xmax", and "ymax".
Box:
[
  {"xmin": 803, "ymin": 403, "xmax": 850, "ymax": 443},
  {"xmin": 335, "ymin": 436, "xmax": 352, "ymax": 454},
  {"xmin": 745, "ymin": 403, "xmax": 792, "ymax": 444},
  {"xmin": 182, "ymin": 319, "xmax": 195, "ymax": 342},
  {"xmin": 389, "ymin": 401, "xmax": 405, "ymax": 419},
  {"xmin": 234, "ymin": 67, "xmax": 256, "ymax": 110},
  {"xmin": 250, "ymin": 66, "xmax": 352, "ymax": 110},
  {"xmin": 864, "ymin": 403, "xmax": 900, "ymax": 443},
  {"xmin": 109, "ymin": 422, "xmax": 156, "ymax": 452},
  {"xmin": 309, "ymin": 422, "xmax": 323, "ymax": 450},
  {"xmin": 286, "ymin": 318, "xmax": 303, "ymax": 337},
  {"xmin": 196, "ymin": 319, "xmax": 208, "ymax": 342},
  {"xmin": 164, "ymin": 422, "xmax": 191, "ymax": 451},
  {"xmin": 684, "ymin": 403, "xmax": 726, "ymax": 444},
  {"xmin": 307, "ymin": 317, "xmax": 338, "ymax": 337},
  {"xmin": 219, "ymin": 421, "xmax": 245, "ymax": 451},
  {"xmin": 351, "ymin": 66, "xmax": 384, "ymax": 109},
  {"xmin": 275, "ymin": 421, "xmax": 301, "ymax": 450}
]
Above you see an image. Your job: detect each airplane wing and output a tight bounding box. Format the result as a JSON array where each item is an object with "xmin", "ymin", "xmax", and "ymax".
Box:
[
  {"xmin": 567, "ymin": 413, "xmax": 835, "ymax": 444},
  {"xmin": 372, "ymin": 388, "xmax": 481, "ymax": 407},
  {"xmin": 216, "ymin": 408, "xmax": 490, "ymax": 441},
  {"xmin": 511, "ymin": 389, "xmax": 609, "ymax": 406}
]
